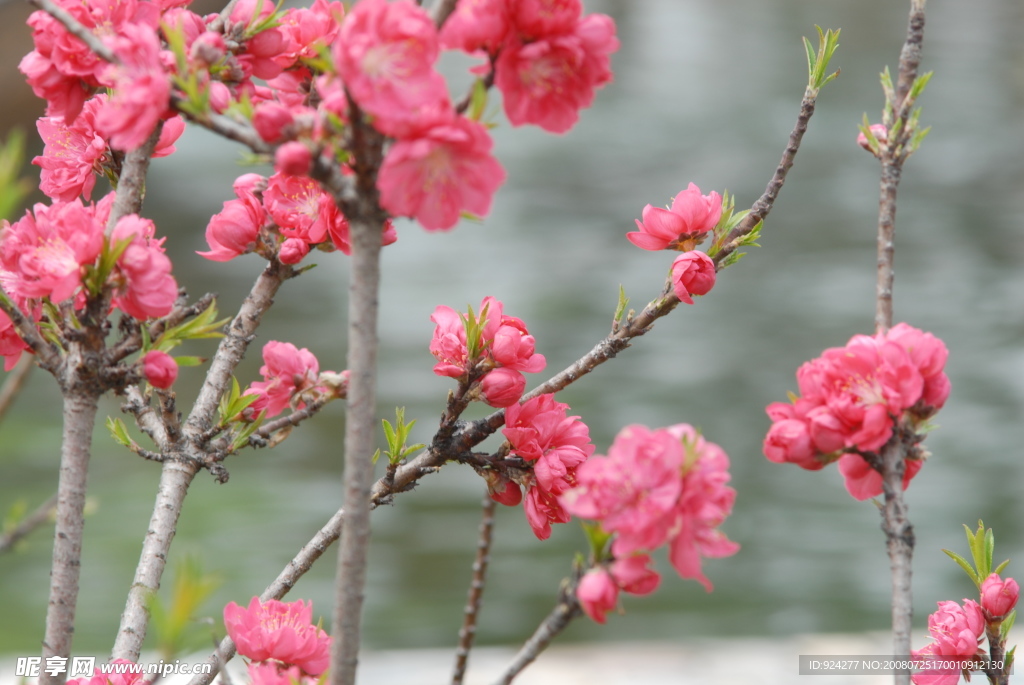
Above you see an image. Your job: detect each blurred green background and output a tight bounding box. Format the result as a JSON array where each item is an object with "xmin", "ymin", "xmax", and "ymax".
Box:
[{"xmin": 1, "ymin": 0, "xmax": 1022, "ymax": 659}]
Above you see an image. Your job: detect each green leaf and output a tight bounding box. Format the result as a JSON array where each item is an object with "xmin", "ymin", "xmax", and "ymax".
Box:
[
  {"xmin": 581, "ymin": 521, "xmax": 613, "ymax": 562},
  {"xmin": 469, "ymin": 79, "xmax": 489, "ymax": 122},
  {"xmin": 3, "ymin": 499, "xmax": 28, "ymax": 536},
  {"xmin": 0, "ymin": 130, "xmax": 33, "ymax": 222},
  {"xmin": 942, "ymin": 549, "xmax": 980, "ymax": 586},
  {"xmin": 1000, "ymin": 610, "xmax": 1016, "ymax": 642},
  {"xmin": 613, "ymin": 285, "xmax": 629, "ymax": 325},
  {"xmin": 106, "ymin": 416, "xmax": 133, "ymax": 448},
  {"xmin": 719, "ymin": 250, "xmax": 747, "ymax": 270},
  {"xmin": 147, "ymin": 555, "xmax": 221, "ymax": 660},
  {"xmin": 909, "ymin": 71, "xmax": 933, "ymax": 101},
  {"xmin": 994, "ymin": 559, "xmax": 1010, "ymax": 576},
  {"xmin": 230, "ymin": 411, "xmax": 265, "ymax": 451},
  {"xmin": 172, "ymin": 356, "xmax": 205, "ymax": 367},
  {"xmin": 371, "ymin": 448, "xmax": 382, "ymax": 465}
]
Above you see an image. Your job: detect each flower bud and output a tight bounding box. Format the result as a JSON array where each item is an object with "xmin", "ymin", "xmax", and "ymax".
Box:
[
  {"xmin": 253, "ymin": 103, "xmax": 295, "ymax": 143},
  {"xmin": 275, "ymin": 141, "xmax": 313, "ymax": 176},
  {"xmin": 484, "ymin": 471, "xmax": 523, "ymax": 506},
  {"xmin": 670, "ymin": 250, "xmax": 716, "ymax": 304},
  {"xmin": 143, "ymin": 350, "xmax": 178, "ymax": 389},
  {"xmin": 577, "ymin": 569, "xmax": 618, "ymax": 624},
  {"xmin": 857, "ymin": 123, "xmax": 888, "ymax": 153},
  {"xmin": 980, "ymin": 573, "xmax": 1019, "ymax": 618},
  {"xmin": 279, "ymin": 237, "xmax": 310, "ymax": 264},
  {"xmin": 479, "ymin": 367, "xmax": 526, "ymax": 407}
]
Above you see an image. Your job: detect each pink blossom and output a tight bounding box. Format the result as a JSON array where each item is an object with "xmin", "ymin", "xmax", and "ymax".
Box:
[
  {"xmin": 111, "ymin": 215, "xmax": 178, "ymax": 320},
  {"xmin": 562, "ymin": 424, "xmax": 738, "ymax": 591},
  {"xmin": 33, "ymin": 96, "xmax": 108, "ymax": 201},
  {"xmin": 142, "ymin": 350, "xmax": 178, "ymax": 389},
  {"xmin": 494, "ymin": 13, "xmax": 618, "ymax": 133},
  {"xmin": 762, "ymin": 325, "xmax": 948, "ymax": 497},
  {"xmin": 276, "ymin": 0, "xmax": 345, "ymax": 67},
  {"xmin": 0, "ymin": 199, "xmax": 105, "ymax": 303},
  {"xmin": 491, "ymin": 315, "xmax": 545, "ymax": 373},
  {"xmin": 19, "ymin": 49, "xmax": 92, "ymax": 123},
  {"xmin": 0, "ymin": 308, "xmax": 31, "ymax": 372},
  {"xmin": 911, "ymin": 600, "xmax": 985, "ymax": 685},
  {"xmin": 670, "ymin": 251, "xmax": 716, "ymax": 305},
  {"xmin": 275, "ymin": 142, "xmax": 312, "ymax": 177},
  {"xmin": 479, "ymin": 366, "xmax": 526, "ymax": 408},
  {"xmin": 428, "ymin": 296, "xmax": 541, "ymax": 380},
  {"xmin": 378, "ymin": 111, "xmax": 506, "ymax": 231},
  {"xmin": 857, "ymin": 123, "xmax": 888, "ymax": 152},
  {"xmin": 97, "ymin": 24, "xmax": 171, "ymax": 152},
  {"xmin": 610, "ymin": 554, "xmax": 660, "ymax": 596},
  {"xmin": 438, "ymin": 0, "xmax": 510, "ymax": 53},
  {"xmin": 627, "ymin": 183, "xmax": 723, "ymax": 251},
  {"xmin": 503, "ymin": 394, "xmax": 594, "ymax": 539},
  {"xmin": 333, "ymin": 0, "xmax": 448, "ymax": 134},
  {"xmin": 231, "ymin": 0, "xmax": 288, "ymax": 79},
  {"xmin": 278, "ymin": 238, "xmax": 310, "ymax": 264},
  {"xmin": 198, "ymin": 189, "xmax": 266, "ymax": 262},
  {"xmin": 577, "ymin": 568, "xmax": 617, "ymax": 624},
  {"xmin": 979, "ymin": 574, "xmax": 1019, "ymax": 618},
  {"xmin": 483, "ymin": 471, "xmax": 522, "ymax": 507},
  {"xmin": 253, "ymin": 103, "xmax": 296, "ymax": 143},
  {"xmin": 264, "ymin": 173, "xmax": 331, "ymax": 244},
  {"xmin": 223, "ymin": 597, "xmax": 331, "ymax": 675},
  {"xmin": 244, "ymin": 341, "xmax": 321, "ymax": 418}
]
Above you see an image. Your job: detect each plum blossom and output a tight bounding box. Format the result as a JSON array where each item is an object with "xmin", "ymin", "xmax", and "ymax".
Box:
[
  {"xmin": 503, "ymin": 394, "xmax": 594, "ymax": 539},
  {"xmin": 438, "ymin": 0, "xmax": 510, "ymax": 53},
  {"xmin": 562, "ymin": 424, "xmax": 738, "ymax": 591},
  {"xmin": 577, "ymin": 553, "xmax": 660, "ymax": 624},
  {"xmin": 979, "ymin": 573, "xmax": 1019, "ymax": 619},
  {"xmin": 911, "ymin": 600, "xmax": 986, "ymax": 685},
  {"xmin": 495, "ymin": 13, "xmax": 618, "ymax": 133},
  {"xmin": 377, "ymin": 109, "xmax": 506, "ymax": 231},
  {"xmin": 142, "ymin": 350, "xmax": 178, "ymax": 389},
  {"xmin": 428, "ymin": 296, "xmax": 544, "ymax": 407},
  {"xmin": 224, "ymin": 597, "xmax": 331, "ymax": 675},
  {"xmin": 627, "ymin": 183, "xmax": 723, "ymax": 251},
  {"xmin": 97, "ymin": 23, "xmax": 171, "ymax": 152},
  {"xmin": 0, "ymin": 198, "xmax": 105, "ymax": 303},
  {"xmin": 762, "ymin": 324, "xmax": 950, "ymax": 500},
  {"xmin": 243, "ymin": 341, "xmax": 322, "ymax": 418},
  {"xmin": 110, "ymin": 215, "xmax": 178, "ymax": 320},
  {"xmin": 670, "ymin": 251, "xmax": 716, "ymax": 304},
  {"xmin": 333, "ymin": 0, "xmax": 448, "ymax": 134},
  {"xmin": 0, "ymin": 308, "xmax": 32, "ymax": 372},
  {"xmin": 198, "ymin": 186, "xmax": 266, "ymax": 262}
]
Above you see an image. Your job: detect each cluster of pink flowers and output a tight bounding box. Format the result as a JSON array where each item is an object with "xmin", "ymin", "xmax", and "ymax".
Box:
[
  {"xmin": 762, "ymin": 323, "xmax": 950, "ymax": 500},
  {"xmin": 501, "ymin": 394, "xmax": 595, "ymax": 539},
  {"xmin": 627, "ymin": 183, "xmax": 722, "ymax": 305},
  {"xmin": 910, "ymin": 573, "xmax": 1017, "ymax": 684},
  {"xmin": 562, "ymin": 424, "xmax": 739, "ymax": 599},
  {"xmin": 199, "ymin": 172, "xmax": 398, "ymax": 264},
  {"xmin": 242, "ymin": 340, "xmax": 345, "ymax": 419},
  {"xmin": 442, "ymin": 0, "xmax": 619, "ymax": 134},
  {"xmin": 0, "ymin": 193, "xmax": 180, "ymax": 370},
  {"xmin": 429, "ymin": 296, "xmax": 545, "ymax": 408},
  {"xmin": 224, "ymin": 596, "xmax": 331, "ymax": 677}
]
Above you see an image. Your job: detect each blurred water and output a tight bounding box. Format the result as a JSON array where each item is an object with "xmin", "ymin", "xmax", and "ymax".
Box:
[{"xmin": 1, "ymin": 0, "xmax": 1023, "ymax": 659}]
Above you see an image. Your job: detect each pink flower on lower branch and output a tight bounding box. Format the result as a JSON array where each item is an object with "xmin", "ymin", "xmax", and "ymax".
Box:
[
  {"xmin": 111, "ymin": 215, "xmax": 178, "ymax": 320},
  {"xmin": 562, "ymin": 423, "xmax": 738, "ymax": 591},
  {"xmin": 502, "ymin": 394, "xmax": 594, "ymax": 539},
  {"xmin": 911, "ymin": 600, "xmax": 986, "ymax": 685},
  {"xmin": 577, "ymin": 553, "xmax": 660, "ymax": 624},
  {"xmin": 224, "ymin": 597, "xmax": 331, "ymax": 675}
]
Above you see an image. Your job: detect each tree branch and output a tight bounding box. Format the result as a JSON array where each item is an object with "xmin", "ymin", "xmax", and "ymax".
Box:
[
  {"xmin": 491, "ymin": 574, "xmax": 583, "ymax": 685},
  {"xmin": 0, "ymin": 492, "xmax": 57, "ymax": 554},
  {"xmin": 451, "ymin": 494, "xmax": 496, "ymax": 685}
]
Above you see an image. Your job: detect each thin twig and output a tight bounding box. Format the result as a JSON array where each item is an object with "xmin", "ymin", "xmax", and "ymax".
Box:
[
  {"xmin": 185, "ymin": 507, "xmax": 346, "ymax": 685},
  {"xmin": 451, "ymin": 494, "xmax": 497, "ymax": 685},
  {"xmin": 492, "ymin": 574, "xmax": 583, "ymax": 685},
  {"xmin": 0, "ymin": 354, "xmax": 34, "ymax": 425},
  {"xmin": 0, "ymin": 493, "xmax": 57, "ymax": 554}
]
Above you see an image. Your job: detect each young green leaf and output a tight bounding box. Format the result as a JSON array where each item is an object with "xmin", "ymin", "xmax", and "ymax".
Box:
[
  {"xmin": 942, "ymin": 548, "xmax": 980, "ymax": 586},
  {"xmin": 106, "ymin": 416, "xmax": 134, "ymax": 448}
]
